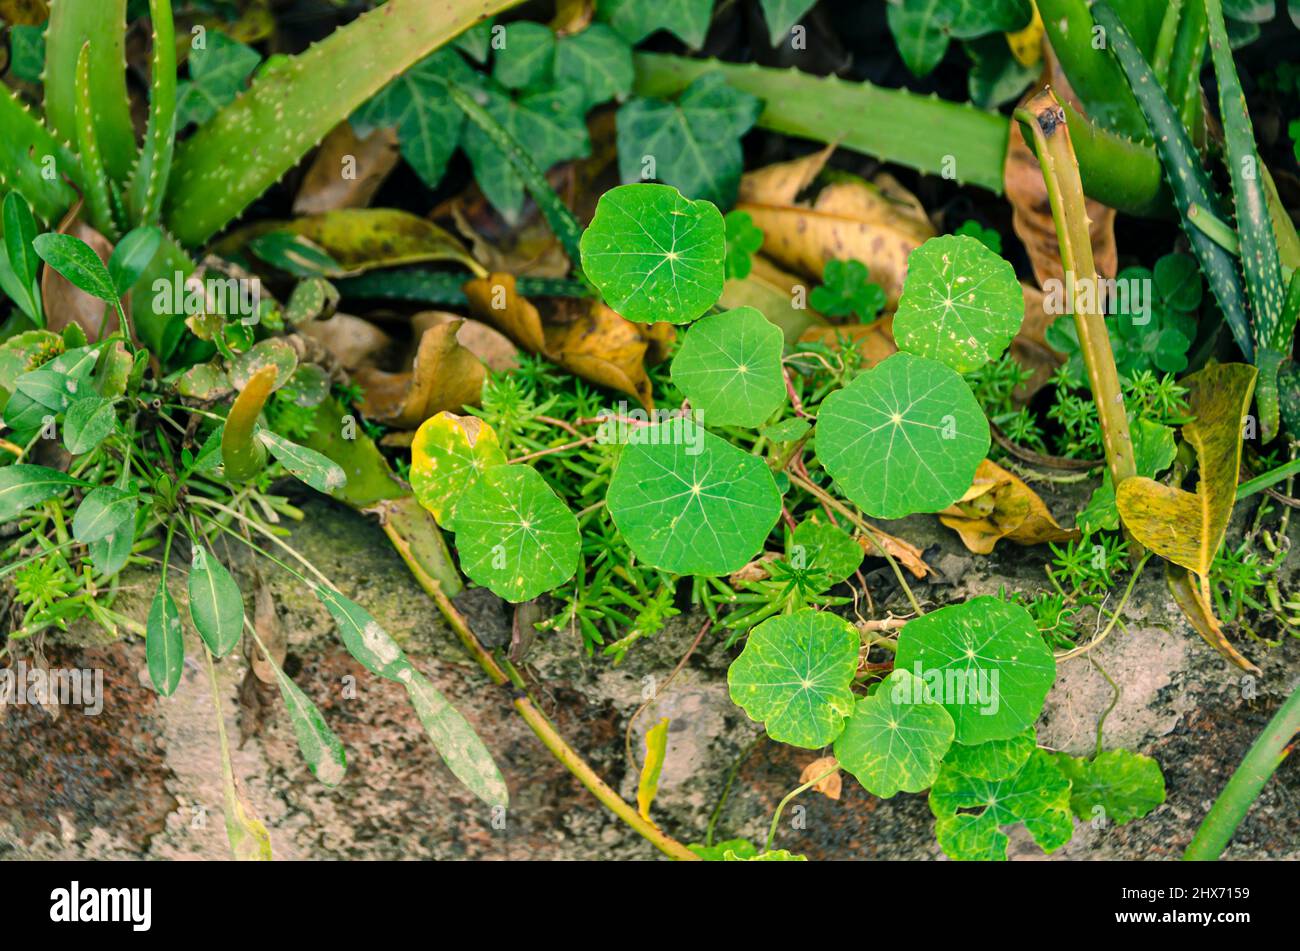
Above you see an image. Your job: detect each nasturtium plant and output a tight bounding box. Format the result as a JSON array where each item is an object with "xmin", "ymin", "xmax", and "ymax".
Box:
[
  {"xmin": 580, "ymin": 183, "xmax": 727, "ymax": 325},
  {"xmin": 728, "ymin": 609, "xmax": 859, "ymax": 748},
  {"xmin": 453, "ymin": 463, "xmax": 581, "ymax": 602},
  {"xmin": 411, "ymin": 412, "xmax": 508, "ymax": 528},
  {"xmin": 833, "ymin": 669, "xmax": 956, "ymax": 797},
  {"xmin": 670, "ymin": 307, "xmax": 785, "ymax": 427},
  {"xmin": 816, "ymin": 352, "xmax": 990, "ymax": 519},
  {"xmin": 606, "ymin": 417, "xmax": 781, "ymax": 575},
  {"xmin": 809, "ymin": 259, "xmax": 886, "ymax": 323},
  {"xmin": 894, "ymin": 596, "xmax": 1056, "ymax": 744},
  {"xmin": 1053, "ymin": 749, "xmax": 1166, "ymax": 825},
  {"xmin": 892, "ymin": 234, "xmax": 1023, "ymax": 373}
]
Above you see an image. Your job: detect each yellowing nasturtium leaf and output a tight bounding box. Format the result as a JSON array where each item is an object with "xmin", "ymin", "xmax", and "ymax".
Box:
[
  {"xmin": 1052, "ymin": 748, "xmax": 1165, "ymax": 826},
  {"xmin": 929, "ymin": 746, "xmax": 1073, "ymax": 861},
  {"xmin": 579, "ymin": 183, "xmax": 725, "ymax": 324},
  {"xmin": 607, "ymin": 416, "xmax": 781, "ymax": 575},
  {"xmin": 815, "ymin": 352, "xmax": 989, "ymax": 518},
  {"xmin": 833, "ymin": 668, "xmax": 955, "ymax": 797},
  {"xmin": 670, "ymin": 306, "xmax": 786, "ymax": 427},
  {"xmin": 453, "ymin": 464, "xmax": 581, "ymax": 603},
  {"xmin": 944, "ymin": 728, "xmax": 1035, "ymax": 781},
  {"xmin": 689, "ymin": 837, "xmax": 759, "ymax": 860},
  {"xmin": 893, "ymin": 596, "xmax": 1054, "ymax": 744},
  {"xmin": 727, "ymin": 609, "xmax": 859, "ymax": 748},
  {"xmin": 410, "ymin": 412, "xmax": 507, "ymax": 528},
  {"xmin": 188, "ymin": 545, "xmax": 245, "ymax": 658},
  {"xmin": 893, "ymin": 234, "xmax": 1024, "ymax": 372}
]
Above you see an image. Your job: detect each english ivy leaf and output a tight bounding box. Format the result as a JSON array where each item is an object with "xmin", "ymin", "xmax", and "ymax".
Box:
[
  {"xmin": 727, "ymin": 609, "xmax": 859, "ymax": 748},
  {"xmin": 616, "ymin": 74, "xmax": 761, "ymax": 207},
  {"xmin": 351, "ymin": 49, "xmax": 473, "ymax": 190},
  {"xmin": 402, "ymin": 666, "xmax": 509, "ymax": 807},
  {"xmin": 72, "ymin": 486, "xmax": 136, "ymax": 544},
  {"xmin": 9, "ymin": 25, "xmax": 45, "ymax": 83},
  {"xmin": 188, "ymin": 545, "xmax": 245, "ymax": 658},
  {"xmin": 601, "ymin": 0, "xmax": 715, "ymax": 47},
  {"xmin": 759, "ymin": 0, "xmax": 818, "ymax": 45},
  {"xmin": 454, "ymin": 19, "xmax": 495, "ymax": 62},
  {"xmin": 1078, "ymin": 418, "xmax": 1176, "ymax": 533},
  {"xmin": 834, "ymin": 668, "xmax": 956, "ymax": 797},
  {"xmin": 460, "ymin": 79, "xmax": 591, "ymax": 223},
  {"xmin": 0, "ymin": 464, "xmax": 80, "ymax": 521},
  {"xmin": 452, "ymin": 464, "xmax": 581, "ymax": 603},
  {"xmin": 146, "ymin": 578, "xmax": 184, "ymax": 697},
  {"xmin": 63, "ymin": 395, "xmax": 117, "ymax": 455},
  {"xmin": 555, "ymin": 24, "xmax": 634, "ymax": 108},
  {"xmin": 790, "ymin": 517, "xmax": 862, "ymax": 586},
  {"xmin": 930, "ymin": 746, "xmax": 1073, "ymax": 860},
  {"xmin": 410, "ymin": 412, "xmax": 508, "ymax": 528},
  {"xmin": 108, "ymin": 226, "xmax": 163, "ymax": 296},
  {"xmin": 1052, "ymin": 749, "xmax": 1165, "ymax": 826},
  {"xmin": 724, "ymin": 210, "xmax": 764, "ymax": 280},
  {"xmin": 492, "ymin": 21, "xmax": 555, "ymax": 90},
  {"xmin": 893, "ymin": 234, "xmax": 1023, "ymax": 372},
  {"xmin": 670, "ymin": 307, "xmax": 786, "ymax": 427},
  {"xmin": 33, "ymin": 234, "xmax": 118, "ymax": 303},
  {"xmin": 887, "ymin": 0, "xmax": 952, "ymax": 77},
  {"xmin": 177, "ymin": 32, "xmax": 261, "ymax": 127},
  {"xmin": 257, "ymin": 429, "xmax": 347, "ymax": 494},
  {"xmin": 894, "ymin": 596, "xmax": 1056, "ymax": 744},
  {"xmin": 607, "ymin": 417, "xmax": 782, "ymax": 575},
  {"xmin": 815, "ymin": 352, "xmax": 989, "ymax": 518},
  {"xmin": 315, "ymin": 584, "xmax": 412, "ymax": 682},
  {"xmin": 809, "ymin": 259, "xmax": 886, "ymax": 322},
  {"xmin": 267, "ymin": 656, "xmax": 347, "ymax": 787},
  {"xmin": 580, "ymin": 183, "xmax": 726, "ymax": 324}
]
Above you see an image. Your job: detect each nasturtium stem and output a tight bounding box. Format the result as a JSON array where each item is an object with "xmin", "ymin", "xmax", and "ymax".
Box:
[
  {"xmin": 1185, "ymin": 680, "xmax": 1300, "ymax": 859},
  {"xmin": 766, "ymin": 764, "xmax": 838, "ymax": 852}
]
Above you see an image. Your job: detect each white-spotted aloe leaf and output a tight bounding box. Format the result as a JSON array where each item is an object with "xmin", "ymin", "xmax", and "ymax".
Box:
[
  {"xmin": 894, "ymin": 596, "xmax": 1055, "ymax": 744},
  {"xmin": 670, "ymin": 306, "xmax": 786, "ymax": 428},
  {"xmin": 727, "ymin": 609, "xmax": 859, "ymax": 748},
  {"xmin": 606, "ymin": 417, "xmax": 781, "ymax": 575},
  {"xmin": 1052, "ymin": 749, "xmax": 1165, "ymax": 825},
  {"xmin": 188, "ymin": 546, "xmax": 245, "ymax": 658},
  {"xmin": 892, "ymin": 234, "xmax": 1023, "ymax": 373},
  {"xmin": 410, "ymin": 412, "xmax": 508, "ymax": 529},
  {"xmin": 815, "ymin": 352, "xmax": 989, "ymax": 518},
  {"xmin": 402, "ymin": 666, "xmax": 509, "ymax": 807},
  {"xmin": 579, "ymin": 183, "xmax": 726, "ymax": 324},
  {"xmin": 451, "ymin": 464, "xmax": 581, "ymax": 603},
  {"xmin": 833, "ymin": 669, "xmax": 955, "ymax": 797}
]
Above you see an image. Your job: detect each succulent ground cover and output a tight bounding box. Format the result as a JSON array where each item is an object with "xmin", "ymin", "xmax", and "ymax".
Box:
[{"xmin": 1, "ymin": 0, "xmax": 1299, "ymax": 863}]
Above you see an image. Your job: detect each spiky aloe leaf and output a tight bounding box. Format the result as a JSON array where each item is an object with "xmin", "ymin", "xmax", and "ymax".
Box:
[
  {"xmin": 164, "ymin": 0, "xmax": 526, "ymax": 247},
  {"xmin": 1036, "ymin": 0, "xmax": 1148, "ymax": 139},
  {"xmin": 126, "ymin": 0, "xmax": 177, "ymax": 226},
  {"xmin": 1204, "ymin": 0, "xmax": 1289, "ymax": 440},
  {"xmin": 1166, "ymin": 0, "xmax": 1208, "ymax": 147},
  {"xmin": 43, "ymin": 0, "xmax": 136, "ymax": 182},
  {"xmin": 0, "ymin": 86, "xmax": 81, "ymax": 224},
  {"xmin": 73, "ymin": 42, "xmax": 122, "ymax": 238},
  {"xmin": 1092, "ymin": 3, "xmax": 1254, "ymax": 362}
]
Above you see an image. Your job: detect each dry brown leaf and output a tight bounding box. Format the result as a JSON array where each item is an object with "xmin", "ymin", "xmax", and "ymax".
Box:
[
  {"xmin": 799, "ymin": 315, "xmax": 898, "ymax": 368},
  {"xmin": 450, "ymin": 203, "xmax": 571, "ymax": 278},
  {"xmin": 293, "ymin": 122, "xmax": 400, "ymax": 215},
  {"xmin": 355, "ymin": 320, "xmax": 485, "ymax": 428},
  {"xmin": 1167, "ymin": 564, "xmax": 1260, "ymax": 675},
  {"xmin": 800, "ymin": 756, "xmax": 842, "ymax": 800},
  {"xmin": 938, "ymin": 459, "xmax": 1080, "ymax": 554},
  {"xmin": 300, "ymin": 313, "xmax": 397, "ymax": 371},
  {"xmin": 42, "ymin": 210, "xmax": 118, "ymax": 340},
  {"xmin": 544, "ymin": 300, "xmax": 661, "ymax": 410},
  {"xmin": 412, "ymin": 311, "xmax": 519, "ymax": 373},
  {"xmin": 720, "ymin": 254, "xmax": 827, "ymax": 344},
  {"xmin": 738, "ymin": 144, "xmax": 836, "ymax": 205},
  {"xmin": 1009, "ymin": 282, "xmax": 1066, "ymax": 401},
  {"xmin": 247, "ymin": 577, "xmax": 284, "ymax": 686},
  {"xmin": 855, "ymin": 523, "xmax": 930, "ymax": 578},
  {"xmin": 463, "ymin": 272, "xmax": 547, "ymax": 353}
]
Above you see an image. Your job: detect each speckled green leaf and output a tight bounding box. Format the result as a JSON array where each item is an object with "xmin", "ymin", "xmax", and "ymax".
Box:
[
  {"xmin": 315, "ymin": 584, "xmax": 411, "ymax": 682},
  {"xmin": 834, "ymin": 669, "xmax": 955, "ymax": 797},
  {"xmin": 401, "ymin": 666, "xmax": 509, "ymax": 807},
  {"xmin": 258, "ymin": 430, "xmax": 347, "ymax": 495},
  {"xmin": 146, "ymin": 578, "xmax": 183, "ymax": 697},
  {"xmin": 670, "ymin": 307, "xmax": 786, "ymax": 427},
  {"xmin": 410, "ymin": 412, "xmax": 508, "ymax": 528},
  {"xmin": 1052, "ymin": 748, "xmax": 1166, "ymax": 825},
  {"xmin": 188, "ymin": 545, "xmax": 245, "ymax": 658},
  {"xmin": 268, "ymin": 658, "xmax": 348, "ymax": 787}
]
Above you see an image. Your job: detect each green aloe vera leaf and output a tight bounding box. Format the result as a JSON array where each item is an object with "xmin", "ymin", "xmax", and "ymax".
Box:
[
  {"xmin": 0, "ymin": 85, "xmax": 82, "ymax": 224},
  {"xmin": 72, "ymin": 42, "xmax": 121, "ymax": 238},
  {"xmin": 126, "ymin": 0, "xmax": 177, "ymax": 226}
]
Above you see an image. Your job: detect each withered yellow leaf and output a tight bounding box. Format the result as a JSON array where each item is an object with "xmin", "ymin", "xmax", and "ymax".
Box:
[
  {"xmin": 939, "ymin": 459, "xmax": 1080, "ymax": 554},
  {"xmin": 1166, "ymin": 563, "xmax": 1261, "ymax": 674},
  {"xmin": 544, "ymin": 300, "xmax": 663, "ymax": 410},
  {"xmin": 463, "ymin": 272, "xmax": 547, "ymax": 354},
  {"xmin": 800, "ymin": 756, "xmax": 843, "ymax": 800},
  {"xmin": 356, "ymin": 320, "xmax": 485, "ymax": 428},
  {"xmin": 636, "ymin": 717, "xmax": 670, "ymax": 823}
]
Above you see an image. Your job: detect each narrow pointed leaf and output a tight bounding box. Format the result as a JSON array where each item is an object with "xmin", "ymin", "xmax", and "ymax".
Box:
[{"xmin": 188, "ymin": 546, "xmax": 245, "ymax": 657}]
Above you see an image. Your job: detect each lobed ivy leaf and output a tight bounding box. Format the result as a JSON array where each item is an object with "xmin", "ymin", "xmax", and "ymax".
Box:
[
  {"xmin": 555, "ymin": 24, "xmax": 634, "ymax": 109},
  {"xmin": 257, "ymin": 429, "xmax": 347, "ymax": 494},
  {"xmin": 833, "ymin": 669, "xmax": 956, "ymax": 797},
  {"xmin": 893, "ymin": 234, "xmax": 1023, "ymax": 373},
  {"xmin": 888, "ymin": 0, "xmax": 1033, "ymax": 77},
  {"xmin": 670, "ymin": 307, "xmax": 786, "ymax": 428},
  {"xmin": 410, "ymin": 412, "xmax": 508, "ymax": 529},
  {"xmin": 809, "ymin": 259, "xmax": 886, "ymax": 323},
  {"xmin": 601, "ymin": 0, "xmax": 715, "ymax": 47},
  {"xmin": 492, "ymin": 21, "xmax": 555, "ymax": 89},
  {"xmin": 815, "ymin": 352, "xmax": 989, "ymax": 518},
  {"xmin": 727, "ymin": 609, "xmax": 859, "ymax": 748},
  {"xmin": 723, "ymin": 210, "xmax": 764, "ymax": 280},
  {"xmin": 894, "ymin": 596, "xmax": 1055, "ymax": 744},
  {"xmin": 580, "ymin": 183, "xmax": 726, "ymax": 325},
  {"xmin": 452, "ymin": 464, "xmax": 581, "ymax": 603},
  {"xmin": 1052, "ymin": 749, "xmax": 1166, "ymax": 826},
  {"xmin": 0, "ymin": 464, "xmax": 81, "ymax": 521},
  {"xmin": 616, "ymin": 75, "xmax": 761, "ymax": 208},
  {"xmin": 177, "ymin": 32, "xmax": 261, "ymax": 128},
  {"xmin": 188, "ymin": 545, "xmax": 245, "ymax": 658},
  {"xmin": 72, "ymin": 486, "xmax": 136, "ymax": 544},
  {"xmin": 759, "ymin": 0, "xmax": 818, "ymax": 45},
  {"xmin": 62, "ymin": 396, "xmax": 117, "ymax": 455},
  {"xmin": 146, "ymin": 577, "xmax": 184, "ymax": 697},
  {"xmin": 607, "ymin": 417, "xmax": 781, "ymax": 575}
]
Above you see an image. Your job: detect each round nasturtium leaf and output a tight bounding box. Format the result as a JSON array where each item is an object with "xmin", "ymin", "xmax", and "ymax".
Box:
[
  {"xmin": 579, "ymin": 183, "xmax": 725, "ymax": 324},
  {"xmin": 833, "ymin": 669, "xmax": 955, "ymax": 797},
  {"xmin": 815, "ymin": 352, "xmax": 989, "ymax": 518},
  {"xmin": 727, "ymin": 609, "xmax": 859, "ymax": 748},
  {"xmin": 894, "ymin": 596, "xmax": 1055, "ymax": 744},
  {"xmin": 892, "ymin": 234, "xmax": 1023, "ymax": 373},
  {"xmin": 670, "ymin": 306, "xmax": 786, "ymax": 427},
  {"xmin": 410, "ymin": 412, "xmax": 507, "ymax": 528},
  {"xmin": 607, "ymin": 416, "xmax": 781, "ymax": 575},
  {"xmin": 453, "ymin": 464, "xmax": 580, "ymax": 603}
]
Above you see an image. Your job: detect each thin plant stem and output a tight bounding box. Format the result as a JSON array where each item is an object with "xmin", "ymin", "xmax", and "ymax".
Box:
[
  {"xmin": 766, "ymin": 764, "xmax": 839, "ymax": 852},
  {"xmin": 1056, "ymin": 552, "xmax": 1151, "ymax": 662}
]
